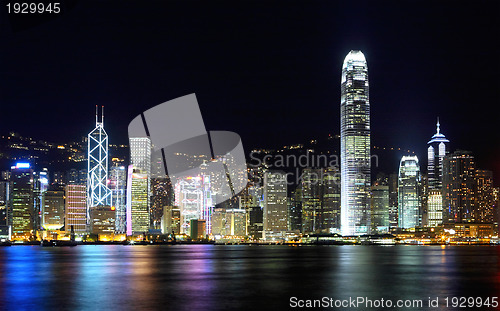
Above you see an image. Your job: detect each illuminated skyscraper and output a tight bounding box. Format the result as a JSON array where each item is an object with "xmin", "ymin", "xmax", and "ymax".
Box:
[
  {"xmin": 263, "ymin": 171, "xmax": 288, "ymax": 239},
  {"xmin": 426, "ymin": 120, "xmax": 449, "ymax": 227},
  {"xmin": 443, "ymin": 150, "xmax": 476, "ymax": 223},
  {"xmin": 475, "ymin": 170, "xmax": 495, "ymax": 223},
  {"xmin": 398, "ymin": 156, "xmax": 422, "ymax": 229},
  {"xmin": 65, "ymin": 184, "xmax": 87, "ymax": 233},
  {"xmin": 87, "ymin": 106, "xmax": 112, "ymax": 214},
  {"xmin": 10, "ymin": 163, "xmax": 34, "ymax": 239},
  {"xmin": 129, "ymin": 137, "xmax": 152, "ymax": 177},
  {"xmin": 42, "ymin": 185, "xmax": 65, "ymax": 231},
  {"xmin": 288, "ymin": 188, "xmax": 302, "ymax": 232},
  {"xmin": 33, "ymin": 169, "xmax": 49, "ymax": 233},
  {"xmin": 340, "ymin": 50, "xmax": 371, "ymax": 235},
  {"xmin": 151, "ymin": 177, "xmax": 173, "ymax": 230},
  {"xmin": 130, "ymin": 137, "xmax": 152, "ymax": 229},
  {"xmin": 126, "ymin": 166, "xmax": 149, "ymax": 235},
  {"xmin": 174, "ymin": 175, "xmax": 213, "ymax": 235},
  {"xmin": 0, "ymin": 180, "xmax": 9, "ymax": 235},
  {"xmin": 371, "ymin": 185, "xmax": 390, "ymax": 233},
  {"xmin": 321, "ymin": 167, "xmax": 341, "ymax": 233},
  {"xmin": 300, "ymin": 168, "xmax": 340, "ymax": 234},
  {"xmin": 427, "ymin": 119, "xmax": 450, "ymax": 190},
  {"xmin": 301, "ymin": 168, "xmax": 322, "ymax": 234},
  {"xmin": 388, "ymin": 173, "xmax": 399, "ymax": 229},
  {"xmin": 109, "ymin": 165, "xmax": 127, "ymax": 233},
  {"xmin": 427, "ymin": 189, "xmax": 443, "ymax": 227}
]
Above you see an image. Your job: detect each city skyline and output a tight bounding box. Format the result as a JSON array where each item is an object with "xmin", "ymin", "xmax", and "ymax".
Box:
[
  {"xmin": 2, "ymin": 82, "xmax": 498, "ymax": 241},
  {"xmin": 1, "ymin": 2, "xmax": 499, "ymax": 310},
  {"xmin": 1, "ymin": 1, "xmax": 499, "ymax": 242}
]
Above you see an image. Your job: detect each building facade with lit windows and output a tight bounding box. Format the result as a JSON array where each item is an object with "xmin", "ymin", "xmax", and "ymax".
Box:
[
  {"xmin": 65, "ymin": 184, "xmax": 87, "ymax": 233},
  {"xmin": 321, "ymin": 167, "xmax": 341, "ymax": 233},
  {"xmin": 340, "ymin": 50, "xmax": 371, "ymax": 236},
  {"xmin": 427, "ymin": 120, "xmax": 450, "ymax": 190},
  {"xmin": 42, "ymin": 185, "xmax": 65, "ymax": 231},
  {"xmin": 0, "ymin": 180, "xmax": 10, "ymax": 237},
  {"xmin": 398, "ymin": 156, "xmax": 422, "ymax": 229},
  {"xmin": 10, "ymin": 163, "xmax": 34, "ymax": 239},
  {"xmin": 371, "ymin": 185, "xmax": 390, "ymax": 233},
  {"xmin": 109, "ymin": 165, "xmax": 127, "ymax": 233},
  {"xmin": 427, "ymin": 190, "xmax": 443, "ymax": 227},
  {"xmin": 33, "ymin": 169, "xmax": 49, "ymax": 233},
  {"xmin": 189, "ymin": 219, "xmax": 206, "ymax": 240},
  {"xmin": 126, "ymin": 167, "xmax": 150, "ymax": 235},
  {"xmin": 475, "ymin": 170, "xmax": 495, "ymax": 224},
  {"xmin": 161, "ymin": 205, "xmax": 180, "ymax": 235},
  {"xmin": 263, "ymin": 171, "xmax": 288, "ymax": 239},
  {"xmin": 426, "ymin": 120, "xmax": 449, "ymax": 226},
  {"xmin": 301, "ymin": 168, "xmax": 322, "ymax": 234},
  {"xmin": 174, "ymin": 175, "xmax": 213, "ymax": 235},
  {"xmin": 90, "ymin": 205, "xmax": 116, "ymax": 236},
  {"xmin": 443, "ymin": 150, "xmax": 476, "ymax": 223},
  {"xmin": 226, "ymin": 208, "xmax": 247, "ymax": 236},
  {"xmin": 129, "ymin": 137, "xmax": 152, "ymax": 217},
  {"xmin": 129, "ymin": 137, "xmax": 152, "ymax": 177},
  {"xmin": 388, "ymin": 173, "xmax": 399, "ymax": 229},
  {"xmin": 211, "ymin": 207, "xmax": 247, "ymax": 237},
  {"xmin": 151, "ymin": 177, "xmax": 173, "ymax": 230}
]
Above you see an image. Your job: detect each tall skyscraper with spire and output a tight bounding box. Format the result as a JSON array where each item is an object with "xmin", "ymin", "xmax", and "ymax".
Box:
[
  {"xmin": 340, "ymin": 50, "xmax": 371, "ymax": 236},
  {"xmin": 426, "ymin": 119, "xmax": 449, "ymax": 226},
  {"xmin": 427, "ymin": 118, "xmax": 450, "ymax": 189},
  {"xmin": 87, "ymin": 106, "xmax": 112, "ymax": 217}
]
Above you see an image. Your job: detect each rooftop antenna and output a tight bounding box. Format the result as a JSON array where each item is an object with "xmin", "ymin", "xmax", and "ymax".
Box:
[
  {"xmin": 101, "ymin": 105, "xmax": 104, "ymax": 124},
  {"xmin": 95, "ymin": 105, "xmax": 98, "ymax": 124},
  {"xmin": 436, "ymin": 117, "xmax": 440, "ymax": 134}
]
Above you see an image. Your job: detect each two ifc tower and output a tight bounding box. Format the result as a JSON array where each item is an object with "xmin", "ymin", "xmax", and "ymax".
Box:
[{"xmin": 341, "ymin": 50, "xmax": 371, "ymax": 236}]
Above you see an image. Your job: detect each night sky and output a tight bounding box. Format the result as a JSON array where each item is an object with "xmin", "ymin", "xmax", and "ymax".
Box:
[{"xmin": 1, "ymin": 1, "xmax": 499, "ymax": 177}]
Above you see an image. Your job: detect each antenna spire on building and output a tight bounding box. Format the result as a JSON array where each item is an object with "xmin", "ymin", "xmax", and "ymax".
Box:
[
  {"xmin": 436, "ymin": 117, "xmax": 440, "ymax": 134},
  {"xmin": 95, "ymin": 105, "xmax": 98, "ymax": 124},
  {"xmin": 101, "ymin": 105, "xmax": 104, "ymax": 124}
]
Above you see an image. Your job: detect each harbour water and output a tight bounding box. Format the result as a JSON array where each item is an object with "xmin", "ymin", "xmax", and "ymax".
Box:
[{"xmin": 0, "ymin": 245, "xmax": 499, "ymax": 310}]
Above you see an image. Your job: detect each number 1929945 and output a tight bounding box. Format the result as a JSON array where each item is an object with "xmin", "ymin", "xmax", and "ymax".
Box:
[
  {"xmin": 444, "ymin": 297, "xmax": 498, "ymax": 308},
  {"xmin": 6, "ymin": 2, "xmax": 60, "ymax": 14}
]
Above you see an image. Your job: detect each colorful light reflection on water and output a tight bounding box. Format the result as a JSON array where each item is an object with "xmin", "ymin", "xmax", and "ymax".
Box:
[{"xmin": 0, "ymin": 245, "xmax": 499, "ymax": 310}]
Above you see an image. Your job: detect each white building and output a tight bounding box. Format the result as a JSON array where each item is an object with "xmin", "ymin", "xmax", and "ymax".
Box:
[
  {"xmin": 340, "ymin": 50, "xmax": 371, "ymax": 236},
  {"xmin": 398, "ymin": 156, "xmax": 422, "ymax": 229}
]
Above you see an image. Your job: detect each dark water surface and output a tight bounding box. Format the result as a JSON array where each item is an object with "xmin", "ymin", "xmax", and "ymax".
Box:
[{"xmin": 0, "ymin": 245, "xmax": 499, "ymax": 311}]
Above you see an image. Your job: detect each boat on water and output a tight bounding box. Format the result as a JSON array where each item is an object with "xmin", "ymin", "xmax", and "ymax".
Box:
[{"xmin": 41, "ymin": 240, "xmax": 78, "ymax": 247}]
